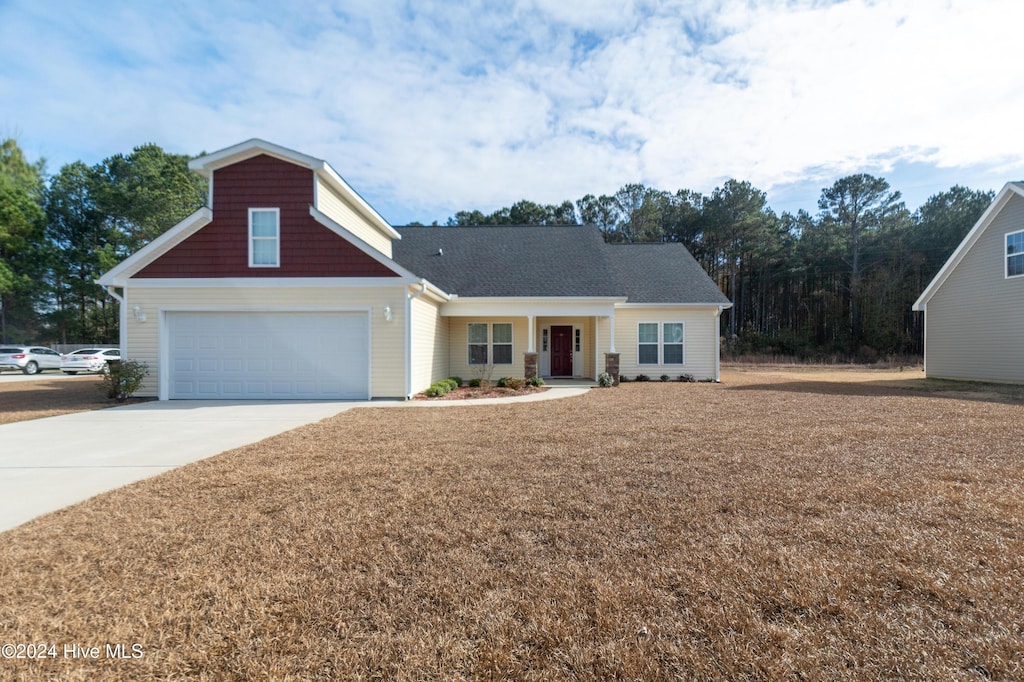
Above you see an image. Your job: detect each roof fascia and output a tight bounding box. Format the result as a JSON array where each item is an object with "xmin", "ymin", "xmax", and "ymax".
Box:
[
  {"xmin": 309, "ymin": 206, "xmax": 439, "ymax": 288},
  {"xmin": 912, "ymin": 182, "xmax": 1024, "ymax": 311},
  {"xmin": 189, "ymin": 139, "xmax": 400, "ymax": 241},
  {"xmin": 97, "ymin": 207, "xmax": 213, "ymax": 286},
  {"xmin": 616, "ymin": 302, "xmax": 734, "ymax": 309}
]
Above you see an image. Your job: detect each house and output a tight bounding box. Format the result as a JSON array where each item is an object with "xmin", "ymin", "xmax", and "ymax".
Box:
[
  {"xmin": 913, "ymin": 182, "xmax": 1024, "ymax": 383},
  {"xmin": 97, "ymin": 139, "xmax": 731, "ymax": 400}
]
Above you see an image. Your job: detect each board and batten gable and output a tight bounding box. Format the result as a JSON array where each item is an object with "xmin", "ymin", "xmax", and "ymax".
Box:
[
  {"xmin": 921, "ymin": 190, "xmax": 1024, "ymax": 382},
  {"xmin": 134, "ymin": 154, "xmax": 397, "ymax": 279}
]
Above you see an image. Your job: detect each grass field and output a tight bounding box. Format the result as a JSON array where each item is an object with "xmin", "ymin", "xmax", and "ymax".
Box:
[{"xmin": 1, "ymin": 368, "xmax": 1022, "ymax": 680}]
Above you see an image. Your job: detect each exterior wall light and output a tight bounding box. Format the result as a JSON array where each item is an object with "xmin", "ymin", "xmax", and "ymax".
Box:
[
  {"xmin": 383, "ymin": 305, "xmax": 393, "ymax": 322},
  {"xmin": 132, "ymin": 305, "xmax": 147, "ymax": 322}
]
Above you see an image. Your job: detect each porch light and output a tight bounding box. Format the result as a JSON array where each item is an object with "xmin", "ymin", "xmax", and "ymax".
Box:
[
  {"xmin": 383, "ymin": 305, "xmax": 393, "ymax": 322},
  {"xmin": 132, "ymin": 306, "xmax": 147, "ymax": 322}
]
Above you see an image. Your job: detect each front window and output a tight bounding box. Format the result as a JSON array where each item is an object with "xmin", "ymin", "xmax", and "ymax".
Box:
[
  {"xmin": 249, "ymin": 208, "xmax": 280, "ymax": 267},
  {"xmin": 468, "ymin": 323, "xmax": 513, "ymax": 365},
  {"xmin": 638, "ymin": 322, "xmax": 685, "ymax": 365},
  {"xmin": 1007, "ymin": 230, "xmax": 1024, "ymax": 278}
]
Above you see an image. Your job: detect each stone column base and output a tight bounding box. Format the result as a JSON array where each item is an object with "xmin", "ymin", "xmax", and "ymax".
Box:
[
  {"xmin": 524, "ymin": 352, "xmax": 539, "ymax": 379},
  {"xmin": 604, "ymin": 352, "xmax": 620, "ymax": 386}
]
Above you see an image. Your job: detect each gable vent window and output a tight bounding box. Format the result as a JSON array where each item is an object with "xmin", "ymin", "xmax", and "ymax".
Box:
[
  {"xmin": 1007, "ymin": 230, "xmax": 1024, "ymax": 278},
  {"xmin": 249, "ymin": 208, "xmax": 280, "ymax": 267}
]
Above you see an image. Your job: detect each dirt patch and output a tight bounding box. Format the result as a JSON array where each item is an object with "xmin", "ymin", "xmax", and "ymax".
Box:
[
  {"xmin": 1, "ymin": 369, "xmax": 1023, "ymax": 679},
  {"xmin": 0, "ymin": 376, "xmax": 116, "ymax": 424},
  {"xmin": 414, "ymin": 384, "xmax": 548, "ymax": 400}
]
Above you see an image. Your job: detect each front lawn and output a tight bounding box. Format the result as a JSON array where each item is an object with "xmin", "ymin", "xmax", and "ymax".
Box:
[{"xmin": 1, "ymin": 369, "xmax": 1022, "ymax": 679}]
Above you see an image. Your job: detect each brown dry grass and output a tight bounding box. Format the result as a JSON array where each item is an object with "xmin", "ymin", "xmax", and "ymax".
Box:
[
  {"xmin": 1, "ymin": 368, "xmax": 1022, "ymax": 680},
  {"xmin": 0, "ymin": 376, "xmax": 113, "ymax": 424}
]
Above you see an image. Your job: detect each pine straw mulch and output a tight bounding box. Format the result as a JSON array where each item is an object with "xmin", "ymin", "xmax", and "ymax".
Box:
[
  {"xmin": 413, "ymin": 384, "xmax": 549, "ymax": 400},
  {"xmin": 1, "ymin": 368, "xmax": 1023, "ymax": 680},
  {"xmin": 0, "ymin": 375, "xmax": 114, "ymax": 425}
]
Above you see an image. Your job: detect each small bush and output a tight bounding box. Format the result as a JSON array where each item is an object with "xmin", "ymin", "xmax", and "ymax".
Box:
[
  {"xmin": 424, "ymin": 380, "xmax": 453, "ymax": 397},
  {"xmin": 619, "ymin": 375, "xmax": 630, "ymax": 383},
  {"xmin": 660, "ymin": 374, "xmax": 670, "ymax": 382},
  {"xmin": 597, "ymin": 372, "xmax": 614, "ymax": 387},
  {"xmin": 100, "ymin": 359, "xmax": 149, "ymax": 402},
  {"xmin": 468, "ymin": 378, "xmax": 481, "ymax": 388},
  {"xmin": 443, "ymin": 378, "xmax": 459, "ymax": 391},
  {"xmin": 448, "ymin": 376, "xmax": 463, "ymax": 387},
  {"xmin": 498, "ymin": 376, "xmax": 525, "ymax": 390},
  {"xmin": 526, "ymin": 376, "xmax": 545, "ymax": 387},
  {"xmin": 679, "ymin": 373, "xmax": 696, "ymax": 383},
  {"xmin": 635, "ymin": 374, "xmax": 650, "ymax": 382}
]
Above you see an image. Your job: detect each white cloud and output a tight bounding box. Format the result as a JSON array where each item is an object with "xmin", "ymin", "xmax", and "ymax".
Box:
[{"xmin": 2, "ymin": 0, "xmax": 1024, "ymax": 222}]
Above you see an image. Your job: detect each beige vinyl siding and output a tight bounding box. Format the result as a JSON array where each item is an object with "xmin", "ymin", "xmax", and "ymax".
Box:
[
  {"xmin": 449, "ymin": 317, "xmax": 528, "ymax": 381},
  {"xmin": 315, "ymin": 177, "xmax": 393, "ymax": 258},
  {"xmin": 124, "ymin": 285, "xmax": 408, "ymax": 398},
  {"xmin": 926, "ymin": 194, "xmax": 1024, "ymax": 382},
  {"xmin": 613, "ymin": 307, "xmax": 720, "ymax": 381},
  {"xmin": 410, "ymin": 295, "xmax": 449, "ymax": 393}
]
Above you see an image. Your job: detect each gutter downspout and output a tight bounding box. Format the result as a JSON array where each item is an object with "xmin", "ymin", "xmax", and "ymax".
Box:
[
  {"xmin": 404, "ymin": 281, "xmax": 428, "ymax": 399},
  {"xmin": 106, "ymin": 286, "xmax": 127, "ymax": 359},
  {"xmin": 714, "ymin": 306, "xmax": 723, "ymax": 382}
]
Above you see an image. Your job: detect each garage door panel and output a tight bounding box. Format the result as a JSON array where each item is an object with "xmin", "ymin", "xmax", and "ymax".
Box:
[{"xmin": 168, "ymin": 312, "xmax": 369, "ymax": 400}]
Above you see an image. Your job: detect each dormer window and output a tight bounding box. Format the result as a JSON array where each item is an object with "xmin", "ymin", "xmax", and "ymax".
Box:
[
  {"xmin": 1007, "ymin": 230, "xmax": 1024, "ymax": 278},
  {"xmin": 249, "ymin": 208, "xmax": 280, "ymax": 267}
]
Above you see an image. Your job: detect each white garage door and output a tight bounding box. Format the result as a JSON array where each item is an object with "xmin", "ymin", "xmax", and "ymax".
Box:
[{"xmin": 167, "ymin": 312, "xmax": 369, "ymax": 399}]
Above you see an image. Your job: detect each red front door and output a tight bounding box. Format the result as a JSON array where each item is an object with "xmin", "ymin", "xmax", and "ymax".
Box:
[{"xmin": 550, "ymin": 325, "xmax": 573, "ymax": 376}]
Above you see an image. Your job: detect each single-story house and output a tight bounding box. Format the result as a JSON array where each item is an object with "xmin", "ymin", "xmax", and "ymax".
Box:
[
  {"xmin": 97, "ymin": 139, "xmax": 731, "ymax": 400},
  {"xmin": 913, "ymin": 181, "xmax": 1024, "ymax": 383}
]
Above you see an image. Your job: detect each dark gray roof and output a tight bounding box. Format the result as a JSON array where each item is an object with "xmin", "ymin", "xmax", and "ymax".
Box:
[
  {"xmin": 607, "ymin": 243, "xmax": 731, "ymax": 304},
  {"xmin": 392, "ymin": 225, "xmax": 730, "ymax": 305}
]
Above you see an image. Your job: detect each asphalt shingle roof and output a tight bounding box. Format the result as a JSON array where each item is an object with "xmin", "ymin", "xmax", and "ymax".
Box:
[{"xmin": 392, "ymin": 225, "xmax": 729, "ymax": 305}]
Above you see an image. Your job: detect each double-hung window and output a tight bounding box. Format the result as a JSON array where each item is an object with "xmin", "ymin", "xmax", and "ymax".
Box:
[
  {"xmin": 468, "ymin": 323, "xmax": 513, "ymax": 365},
  {"xmin": 249, "ymin": 208, "xmax": 280, "ymax": 267},
  {"xmin": 1007, "ymin": 230, "xmax": 1024, "ymax": 278},
  {"xmin": 638, "ymin": 322, "xmax": 685, "ymax": 365}
]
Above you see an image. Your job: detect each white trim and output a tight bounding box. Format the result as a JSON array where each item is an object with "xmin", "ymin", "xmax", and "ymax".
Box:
[
  {"xmin": 443, "ymin": 297, "xmax": 623, "ymax": 318},
  {"xmin": 248, "ymin": 207, "xmax": 280, "ymax": 268},
  {"xmin": 405, "ymin": 282, "xmax": 427, "ymax": 399},
  {"xmin": 913, "ymin": 182, "xmax": 1024, "ymax": 310},
  {"xmin": 97, "ymin": 208, "xmax": 213, "ymax": 286},
  {"xmin": 1005, "ymin": 228, "xmax": 1024, "ymax": 279},
  {"xmin": 158, "ymin": 307, "xmax": 372, "ymax": 401},
  {"xmin": 120, "ymin": 277, "xmax": 412, "ymax": 288},
  {"xmin": 188, "ymin": 138, "xmax": 400, "ymax": 240},
  {"xmin": 637, "ymin": 321, "xmax": 686, "ymax": 367},
  {"xmin": 615, "ymin": 302, "xmax": 733, "ymax": 309},
  {"xmin": 714, "ymin": 306, "xmax": 724, "ymax": 381}
]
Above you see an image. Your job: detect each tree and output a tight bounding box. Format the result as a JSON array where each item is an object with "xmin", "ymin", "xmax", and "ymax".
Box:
[
  {"xmin": 817, "ymin": 174, "xmax": 904, "ymax": 345},
  {"xmin": 0, "ymin": 139, "xmax": 47, "ymax": 342}
]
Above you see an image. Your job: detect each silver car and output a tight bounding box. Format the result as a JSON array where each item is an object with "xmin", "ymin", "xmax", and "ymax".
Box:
[
  {"xmin": 61, "ymin": 348, "xmax": 121, "ymax": 374},
  {"xmin": 0, "ymin": 346, "xmax": 63, "ymax": 375}
]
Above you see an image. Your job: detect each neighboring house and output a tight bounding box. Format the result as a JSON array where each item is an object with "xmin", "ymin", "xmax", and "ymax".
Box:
[
  {"xmin": 98, "ymin": 139, "xmax": 731, "ymax": 400},
  {"xmin": 913, "ymin": 182, "xmax": 1024, "ymax": 383}
]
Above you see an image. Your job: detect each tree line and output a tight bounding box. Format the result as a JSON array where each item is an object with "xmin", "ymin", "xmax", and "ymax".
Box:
[
  {"xmin": 439, "ymin": 178, "xmax": 992, "ymax": 360},
  {"xmin": 1, "ymin": 139, "xmax": 206, "ymax": 344},
  {"xmin": 2, "ymin": 137, "xmax": 992, "ymax": 359}
]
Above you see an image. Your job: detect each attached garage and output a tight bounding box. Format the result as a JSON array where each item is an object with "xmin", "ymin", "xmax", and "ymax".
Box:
[{"xmin": 165, "ymin": 311, "xmax": 370, "ymax": 400}]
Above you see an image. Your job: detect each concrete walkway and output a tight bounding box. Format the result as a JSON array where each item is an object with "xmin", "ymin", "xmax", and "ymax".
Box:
[{"xmin": 0, "ymin": 387, "xmax": 588, "ymax": 532}]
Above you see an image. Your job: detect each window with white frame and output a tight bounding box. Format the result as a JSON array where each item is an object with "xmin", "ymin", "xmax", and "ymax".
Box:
[
  {"xmin": 638, "ymin": 322, "xmax": 685, "ymax": 365},
  {"xmin": 1007, "ymin": 230, "xmax": 1024, "ymax": 278},
  {"xmin": 468, "ymin": 323, "xmax": 514, "ymax": 365},
  {"xmin": 249, "ymin": 208, "xmax": 280, "ymax": 267}
]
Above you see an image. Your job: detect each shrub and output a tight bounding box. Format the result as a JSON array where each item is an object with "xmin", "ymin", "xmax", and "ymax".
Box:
[
  {"xmin": 526, "ymin": 375, "xmax": 545, "ymax": 387},
  {"xmin": 424, "ymin": 380, "xmax": 453, "ymax": 397},
  {"xmin": 468, "ymin": 378, "xmax": 481, "ymax": 388},
  {"xmin": 443, "ymin": 378, "xmax": 459, "ymax": 391},
  {"xmin": 660, "ymin": 374, "xmax": 670, "ymax": 382},
  {"xmin": 635, "ymin": 374, "xmax": 650, "ymax": 382},
  {"xmin": 597, "ymin": 372, "xmax": 614, "ymax": 387},
  {"xmin": 448, "ymin": 376, "xmax": 463, "ymax": 387},
  {"xmin": 618, "ymin": 375, "xmax": 630, "ymax": 383},
  {"xmin": 498, "ymin": 376, "xmax": 525, "ymax": 390},
  {"xmin": 679, "ymin": 373, "xmax": 696, "ymax": 383},
  {"xmin": 100, "ymin": 359, "xmax": 149, "ymax": 402}
]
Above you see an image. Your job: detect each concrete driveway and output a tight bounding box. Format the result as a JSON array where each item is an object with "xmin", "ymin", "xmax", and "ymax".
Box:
[
  {"xmin": 0, "ymin": 400, "xmax": 370, "ymax": 532},
  {"xmin": 0, "ymin": 387, "xmax": 589, "ymax": 533}
]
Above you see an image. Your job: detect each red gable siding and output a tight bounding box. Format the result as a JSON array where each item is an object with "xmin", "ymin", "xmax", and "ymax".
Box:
[{"xmin": 135, "ymin": 154, "xmax": 398, "ymax": 278}]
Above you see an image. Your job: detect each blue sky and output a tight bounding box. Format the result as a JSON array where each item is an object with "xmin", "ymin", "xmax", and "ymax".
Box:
[{"xmin": 2, "ymin": 0, "xmax": 1023, "ymax": 225}]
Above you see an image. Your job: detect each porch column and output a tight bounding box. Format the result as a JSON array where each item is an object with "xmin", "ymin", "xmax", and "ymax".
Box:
[
  {"xmin": 608, "ymin": 310, "xmax": 616, "ymax": 352},
  {"xmin": 524, "ymin": 315, "xmax": 538, "ymax": 379}
]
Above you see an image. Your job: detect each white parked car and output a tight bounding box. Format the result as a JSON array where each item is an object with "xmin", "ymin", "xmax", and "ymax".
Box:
[
  {"xmin": 0, "ymin": 346, "xmax": 63, "ymax": 374},
  {"xmin": 60, "ymin": 348, "xmax": 121, "ymax": 374}
]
